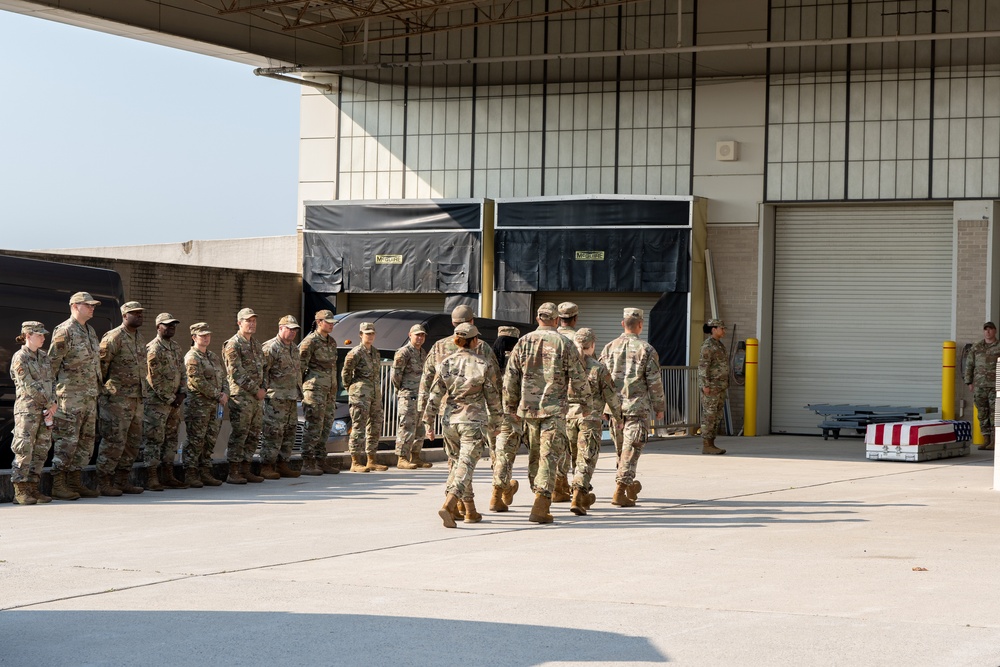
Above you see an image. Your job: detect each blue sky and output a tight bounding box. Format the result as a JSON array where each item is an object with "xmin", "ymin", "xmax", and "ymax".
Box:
[{"xmin": 0, "ymin": 10, "xmax": 301, "ymax": 250}]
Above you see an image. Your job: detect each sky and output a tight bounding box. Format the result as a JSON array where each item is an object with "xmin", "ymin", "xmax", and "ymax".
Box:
[{"xmin": 0, "ymin": 10, "xmax": 301, "ymax": 251}]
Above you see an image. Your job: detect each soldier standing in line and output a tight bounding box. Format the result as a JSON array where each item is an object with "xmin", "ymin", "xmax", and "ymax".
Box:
[
  {"xmin": 342, "ymin": 321, "xmax": 387, "ymax": 473},
  {"xmin": 48, "ymin": 292, "xmax": 103, "ymax": 500},
  {"xmin": 488, "ymin": 325, "xmax": 521, "ymax": 513},
  {"xmin": 223, "ymin": 307, "xmax": 266, "ymax": 485},
  {"xmin": 698, "ymin": 318, "xmax": 729, "ymax": 455},
  {"xmin": 600, "ymin": 307, "xmax": 666, "ymax": 508},
  {"xmin": 183, "ymin": 322, "xmax": 227, "ymax": 487},
  {"xmin": 501, "ymin": 302, "xmax": 591, "ymax": 524},
  {"xmin": 95, "ymin": 301, "xmax": 147, "ymax": 497},
  {"xmin": 9, "ymin": 321, "xmax": 57, "ymax": 505},
  {"xmin": 567, "ymin": 328, "xmax": 622, "ymax": 516},
  {"xmin": 143, "ymin": 313, "xmax": 188, "ymax": 490},
  {"xmin": 551, "ymin": 301, "xmax": 580, "ymax": 503},
  {"xmin": 299, "ymin": 310, "xmax": 340, "ymax": 475},
  {"xmin": 392, "ymin": 324, "xmax": 430, "ymax": 470},
  {"xmin": 260, "ymin": 316, "xmax": 304, "ymax": 479},
  {"xmin": 423, "ymin": 323, "xmax": 503, "ymax": 528},
  {"xmin": 963, "ymin": 320, "xmax": 1000, "ymax": 451}
]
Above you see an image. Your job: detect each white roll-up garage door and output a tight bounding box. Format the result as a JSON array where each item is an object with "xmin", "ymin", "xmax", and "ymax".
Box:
[
  {"xmin": 532, "ymin": 292, "xmax": 661, "ymax": 350},
  {"xmin": 347, "ymin": 293, "xmax": 448, "ymax": 313},
  {"xmin": 771, "ymin": 204, "xmax": 952, "ymax": 434}
]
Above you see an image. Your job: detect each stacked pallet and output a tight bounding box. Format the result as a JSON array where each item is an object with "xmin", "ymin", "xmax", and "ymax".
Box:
[{"xmin": 864, "ymin": 420, "xmax": 971, "ymax": 462}]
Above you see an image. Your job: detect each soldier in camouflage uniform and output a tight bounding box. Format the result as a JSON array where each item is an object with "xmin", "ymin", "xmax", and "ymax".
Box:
[
  {"xmin": 183, "ymin": 322, "xmax": 227, "ymax": 487},
  {"xmin": 423, "ymin": 323, "xmax": 503, "ymax": 527},
  {"xmin": 600, "ymin": 307, "xmax": 666, "ymax": 508},
  {"xmin": 963, "ymin": 320, "xmax": 1000, "ymax": 451},
  {"xmin": 299, "ymin": 310, "xmax": 340, "ymax": 475},
  {"xmin": 48, "ymin": 291, "xmax": 103, "ymax": 500},
  {"xmin": 96, "ymin": 301, "xmax": 147, "ymax": 497},
  {"xmin": 698, "ymin": 318, "xmax": 729, "ymax": 455},
  {"xmin": 552, "ymin": 301, "xmax": 580, "ymax": 503},
  {"xmin": 223, "ymin": 307, "xmax": 266, "ymax": 484},
  {"xmin": 342, "ymin": 321, "xmax": 387, "ymax": 472},
  {"xmin": 487, "ymin": 325, "xmax": 522, "ymax": 512},
  {"xmin": 9, "ymin": 321, "xmax": 57, "ymax": 505},
  {"xmin": 392, "ymin": 324, "xmax": 429, "ymax": 470},
  {"xmin": 502, "ymin": 302, "xmax": 591, "ymax": 524},
  {"xmin": 566, "ymin": 328, "xmax": 622, "ymax": 516},
  {"xmin": 260, "ymin": 316, "xmax": 303, "ymax": 480},
  {"xmin": 143, "ymin": 313, "xmax": 188, "ymax": 490}
]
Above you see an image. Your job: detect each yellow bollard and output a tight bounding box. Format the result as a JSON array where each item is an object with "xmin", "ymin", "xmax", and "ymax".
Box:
[
  {"xmin": 973, "ymin": 406, "xmax": 984, "ymax": 445},
  {"xmin": 942, "ymin": 341, "xmax": 956, "ymax": 420},
  {"xmin": 744, "ymin": 338, "xmax": 758, "ymax": 436}
]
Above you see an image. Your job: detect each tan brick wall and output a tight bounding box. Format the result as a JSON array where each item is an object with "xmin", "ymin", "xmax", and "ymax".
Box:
[{"xmin": 956, "ymin": 219, "xmax": 989, "ymax": 417}]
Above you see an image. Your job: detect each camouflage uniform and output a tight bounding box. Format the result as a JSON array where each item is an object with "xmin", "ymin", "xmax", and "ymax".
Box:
[
  {"xmin": 143, "ymin": 335, "xmax": 186, "ymax": 465},
  {"xmin": 556, "ymin": 324, "xmax": 578, "ymax": 479},
  {"xmin": 963, "ymin": 336, "xmax": 1000, "ymax": 442},
  {"xmin": 392, "ymin": 341, "xmax": 427, "ymax": 460},
  {"xmin": 184, "ymin": 346, "xmax": 227, "ymax": 469},
  {"xmin": 261, "ymin": 336, "xmax": 302, "ymax": 464},
  {"xmin": 342, "ymin": 343, "xmax": 383, "ymax": 456},
  {"xmin": 10, "ymin": 346, "xmax": 55, "ymax": 483},
  {"xmin": 698, "ymin": 336, "xmax": 730, "ymax": 440},
  {"xmin": 223, "ymin": 332, "xmax": 265, "ymax": 465},
  {"xmin": 300, "ymin": 329, "xmax": 339, "ymax": 460},
  {"xmin": 48, "ymin": 317, "xmax": 102, "ymax": 473},
  {"xmin": 567, "ymin": 354, "xmax": 622, "ymax": 491},
  {"xmin": 500, "ymin": 325, "xmax": 591, "ymax": 498},
  {"xmin": 97, "ymin": 325, "xmax": 146, "ymax": 476},
  {"xmin": 600, "ymin": 331, "xmax": 666, "ymax": 486},
  {"xmin": 423, "ymin": 347, "xmax": 503, "ymax": 499}
]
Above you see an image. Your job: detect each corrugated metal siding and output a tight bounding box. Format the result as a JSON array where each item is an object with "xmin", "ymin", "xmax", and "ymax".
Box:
[
  {"xmin": 532, "ymin": 291, "xmax": 661, "ymax": 351},
  {"xmin": 771, "ymin": 205, "xmax": 953, "ymax": 433},
  {"xmin": 347, "ymin": 293, "xmax": 448, "ymax": 313}
]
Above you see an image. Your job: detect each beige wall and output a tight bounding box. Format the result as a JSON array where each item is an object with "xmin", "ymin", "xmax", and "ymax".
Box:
[{"xmin": 956, "ymin": 218, "xmax": 991, "ymax": 419}]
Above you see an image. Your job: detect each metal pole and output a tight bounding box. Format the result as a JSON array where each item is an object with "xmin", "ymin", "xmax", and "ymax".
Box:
[
  {"xmin": 745, "ymin": 338, "xmax": 758, "ymax": 436},
  {"xmin": 942, "ymin": 341, "xmax": 956, "ymax": 420}
]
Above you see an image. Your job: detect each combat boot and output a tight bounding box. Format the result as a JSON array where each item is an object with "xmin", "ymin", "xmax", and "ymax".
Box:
[
  {"xmin": 626, "ymin": 480, "xmax": 642, "ymax": 502},
  {"xmin": 225, "ymin": 462, "xmax": 247, "ymax": 485},
  {"xmin": 978, "ymin": 432, "xmax": 994, "ymax": 450},
  {"xmin": 316, "ymin": 455, "xmax": 339, "ymax": 474},
  {"xmin": 259, "ymin": 463, "xmax": 281, "ymax": 480},
  {"xmin": 145, "ymin": 464, "xmax": 164, "ymax": 491},
  {"xmin": 301, "ymin": 457, "xmax": 323, "ymax": 476},
  {"xmin": 501, "ymin": 479, "xmax": 519, "ymax": 506},
  {"xmin": 551, "ymin": 474, "xmax": 571, "ymax": 503},
  {"xmin": 241, "ymin": 461, "xmax": 264, "ymax": 483},
  {"xmin": 489, "ymin": 486, "xmax": 508, "ymax": 512},
  {"xmin": 611, "ymin": 482, "xmax": 635, "ymax": 507},
  {"xmin": 51, "ymin": 471, "xmax": 80, "ymax": 501},
  {"xmin": 455, "ymin": 498, "xmax": 466, "ymax": 518},
  {"xmin": 30, "ymin": 481, "xmax": 52, "ymax": 503},
  {"xmin": 411, "ymin": 451, "xmax": 433, "ymax": 468},
  {"xmin": 396, "ymin": 454, "xmax": 419, "ymax": 470},
  {"xmin": 365, "ymin": 454, "xmax": 388, "ymax": 472},
  {"xmin": 349, "ymin": 454, "xmax": 369, "ymax": 472},
  {"xmin": 13, "ymin": 482, "xmax": 36, "ymax": 505},
  {"xmin": 98, "ymin": 472, "xmax": 123, "ymax": 497},
  {"xmin": 702, "ymin": 438, "xmax": 726, "ymax": 455},
  {"xmin": 114, "ymin": 469, "xmax": 144, "ymax": 494},
  {"xmin": 276, "ymin": 458, "xmax": 301, "ymax": 478},
  {"xmin": 528, "ymin": 493, "xmax": 554, "ymax": 524},
  {"xmin": 439, "ymin": 493, "xmax": 460, "ymax": 528},
  {"xmin": 463, "ymin": 497, "xmax": 482, "ymax": 523},
  {"xmin": 570, "ymin": 487, "xmax": 587, "ymax": 516},
  {"xmin": 184, "ymin": 468, "xmax": 205, "ymax": 488},
  {"xmin": 161, "ymin": 464, "xmax": 190, "ymax": 489},
  {"xmin": 68, "ymin": 470, "xmax": 99, "ymax": 498},
  {"xmin": 200, "ymin": 466, "xmax": 223, "ymax": 486}
]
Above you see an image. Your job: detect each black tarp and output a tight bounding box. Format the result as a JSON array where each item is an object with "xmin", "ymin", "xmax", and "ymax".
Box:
[
  {"xmin": 648, "ymin": 291, "xmax": 687, "ymax": 367},
  {"xmin": 496, "ymin": 198, "xmax": 690, "ymax": 228},
  {"xmin": 305, "ymin": 201, "xmax": 482, "ymax": 232}
]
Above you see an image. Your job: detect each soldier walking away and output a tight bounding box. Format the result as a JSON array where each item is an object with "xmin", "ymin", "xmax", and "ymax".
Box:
[
  {"xmin": 183, "ymin": 322, "xmax": 227, "ymax": 487},
  {"xmin": 223, "ymin": 308, "xmax": 266, "ymax": 484},
  {"xmin": 552, "ymin": 301, "xmax": 580, "ymax": 503},
  {"xmin": 9, "ymin": 322, "xmax": 57, "ymax": 505},
  {"xmin": 96, "ymin": 301, "xmax": 147, "ymax": 496},
  {"xmin": 142, "ymin": 313, "xmax": 188, "ymax": 490},
  {"xmin": 48, "ymin": 292, "xmax": 103, "ymax": 500},
  {"xmin": 488, "ymin": 325, "xmax": 521, "ymax": 512},
  {"xmin": 392, "ymin": 324, "xmax": 429, "ymax": 470},
  {"xmin": 502, "ymin": 302, "xmax": 591, "ymax": 524},
  {"xmin": 964, "ymin": 321, "xmax": 1000, "ymax": 451},
  {"xmin": 699, "ymin": 318, "xmax": 729, "ymax": 455},
  {"xmin": 260, "ymin": 316, "xmax": 304, "ymax": 479},
  {"xmin": 423, "ymin": 323, "xmax": 503, "ymax": 527},
  {"xmin": 600, "ymin": 307, "xmax": 666, "ymax": 508},
  {"xmin": 342, "ymin": 321, "xmax": 387, "ymax": 472},
  {"xmin": 299, "ymin": 310, "xmax": 340, "ymax": 475}
]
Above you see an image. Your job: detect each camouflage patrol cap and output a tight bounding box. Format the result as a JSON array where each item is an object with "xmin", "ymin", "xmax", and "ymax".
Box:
[
  {"xmin": 454, "ymin": 322, "xmax": 479, "ymax": 339},
  {"xmin": 360, "ymin": 322, "xmax": 376, "ymax": 333},
  {"xmin": 278, "ymin": 315, "xmax": 300, "ymax": 329},
  {"xmin": 21, "ymin": 321, "xmax": 48, "ymax": 335},
  {"xmin": 985, "ymin": 321, "xmax": 997, "ymax": 330},
  {"xmin": 190, "ymin": 322, "xmax": 212, "ymax": 336},
  {"xmin": 537, "ymin": 302, "xmax": 558, "ymax": 319},
  {"xmin": 409, "ymin": 324, "xmax": 427, "ymax": 335},
  {"xmin": 451, "ymin": 305, "xmax": 475, "ymax": 323},
  {"xmin": 155, "ymin": 313, "xmax": 180, "ymax": 326},
  {"xmin": 498, "ymin": 325, "xmax": 520, "ymax": 338},
  {"xmin": 623, "ymin": 307, "xmax": 644, "ymax": 320},
  {"xmin": 574, "ymin": 327, "xmax": 596, "ymax": 346},
  {"xmin": 315, "ymin": 309, "xmax": 336, "ymax": 323},
  {"xmin": 69, "ymin": 291, "xmax": 101, "ymax": 306},
  {"xmin": 557, "ymin": 302, "xmax": 579, "ymax": 318},
  {"xmin": 237, "ymin": 307, "xmax": 257, "ymax": 321},
  {"xmin": 120, "ymin": 301, "xmax": 144, "ymax": 315},
  {"xmin": 707, "ymin": 318, "xmax": 726, "ymax": 328}
]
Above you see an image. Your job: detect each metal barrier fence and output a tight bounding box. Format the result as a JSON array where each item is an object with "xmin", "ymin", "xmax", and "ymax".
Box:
[
  {"xmin": 653, "ymin": 366, "xmax": 701, "ymax": 433},
  {"xmin": 379, "ymin": 360, "xmax": 445, "ymax": 441}
]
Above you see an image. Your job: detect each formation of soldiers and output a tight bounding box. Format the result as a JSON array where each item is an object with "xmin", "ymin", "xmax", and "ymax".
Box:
[{"xmin": 9, "ymin": 291, "xmax": 732, "ymax": 521}]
